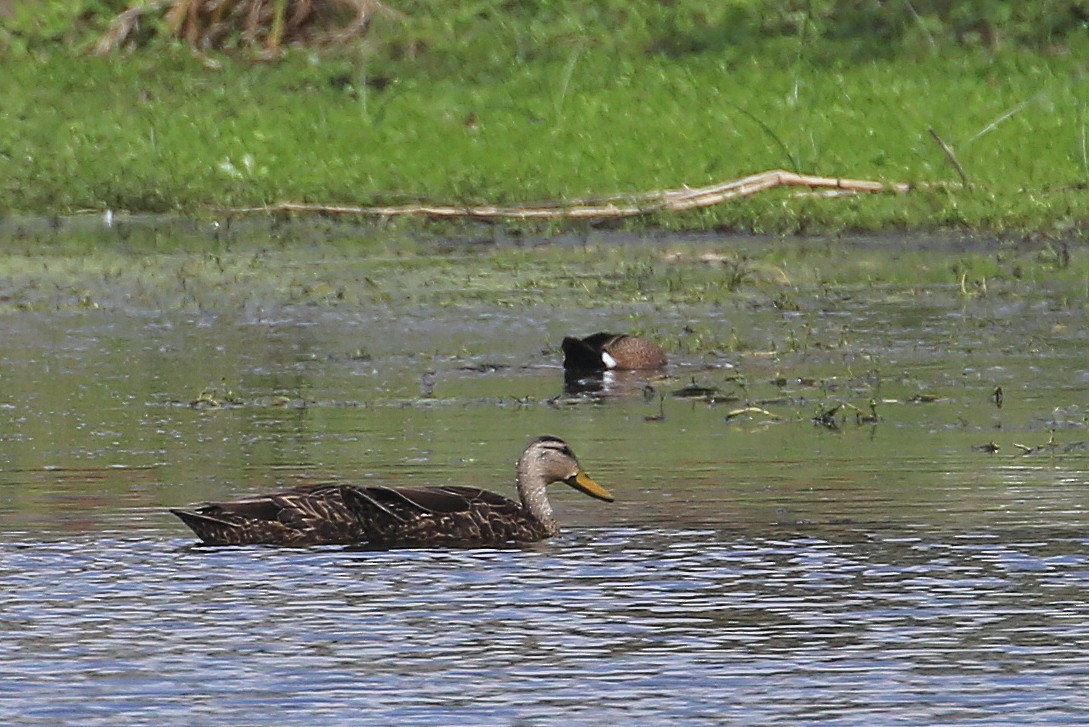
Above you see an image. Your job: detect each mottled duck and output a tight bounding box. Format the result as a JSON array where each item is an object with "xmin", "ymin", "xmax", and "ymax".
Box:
[
  {"xmin": 170, "ymin": 435, "xmax": 613, "ymax": 547},
  {"xmin": 562, "ymin": 332, "xmax": 667, "ymax": 370}
]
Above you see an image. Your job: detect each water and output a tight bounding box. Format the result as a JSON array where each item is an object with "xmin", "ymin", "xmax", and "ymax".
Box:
[
  {"xmin": 5, "ymin": 530, "xmax": 1089, "ymax": 724},
  {"xmin": 2, "ymin": 235, "xmax": 1089, "ymax": 724}
]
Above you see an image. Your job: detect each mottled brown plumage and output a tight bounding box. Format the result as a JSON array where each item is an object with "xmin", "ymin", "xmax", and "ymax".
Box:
[
  {"xmin": 170, "ymin": 436, "xmax": 612, "ymax": 548},
  {"xmin": 561, "ymin": 332, "xmax": 667, "ymax": 370}
]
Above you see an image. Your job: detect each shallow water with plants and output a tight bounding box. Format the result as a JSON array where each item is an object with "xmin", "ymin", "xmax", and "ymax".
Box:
[{"xmin": 2, "ymin": 225, "xmax": 1089, "ymax": 724}]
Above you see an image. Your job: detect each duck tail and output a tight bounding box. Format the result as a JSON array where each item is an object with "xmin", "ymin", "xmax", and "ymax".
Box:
[{"xmin": 169, "ymin": 508, "xmax": 234, "ymax": 544}]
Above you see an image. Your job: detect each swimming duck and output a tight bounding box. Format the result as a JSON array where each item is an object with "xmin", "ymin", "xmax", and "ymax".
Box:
[
  {"xmin": 562, "ymin": 332, "xmax": 667, "ymax": 370},
  {"xmin": 170, "ymin": 435, "xmax": 613, "ymax": 547}
]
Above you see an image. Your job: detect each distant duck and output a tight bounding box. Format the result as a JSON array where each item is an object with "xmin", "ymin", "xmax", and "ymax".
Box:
[
  {"xmin": 562, "ymin": 332, "xmax": 667, "ymax": 370},
  {"xmin": 170, "ymin": 436, "xmax": 612, "ymax": 548}
]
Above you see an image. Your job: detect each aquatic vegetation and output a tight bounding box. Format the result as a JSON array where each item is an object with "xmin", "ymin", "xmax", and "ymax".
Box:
[{"xmin": 1, "ymin": 226, "xmax": 1088, "ymax": 314}]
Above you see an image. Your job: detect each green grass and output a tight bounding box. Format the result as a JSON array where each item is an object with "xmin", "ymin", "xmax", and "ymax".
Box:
[{"xmin": 2, "ymin": 1, "xmax": 1089, "ymax": 234}]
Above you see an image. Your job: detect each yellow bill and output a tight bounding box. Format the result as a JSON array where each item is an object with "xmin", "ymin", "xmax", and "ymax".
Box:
[{"xmin": 565, "ymin": 469, "xmax": 614, "ymax": 502}]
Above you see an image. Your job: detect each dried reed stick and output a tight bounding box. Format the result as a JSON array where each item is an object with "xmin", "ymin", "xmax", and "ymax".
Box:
[{"xmin": 224, "ymin": 169, "xmax": 917, "ymax": 220}]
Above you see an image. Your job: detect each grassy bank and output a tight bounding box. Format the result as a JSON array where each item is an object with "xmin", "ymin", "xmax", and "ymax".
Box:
[{"xmin": 2, "ymin": 1, "xmax": 1089, "ymax": 234}]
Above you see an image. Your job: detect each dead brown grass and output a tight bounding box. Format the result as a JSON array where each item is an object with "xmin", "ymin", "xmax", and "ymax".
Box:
[{"xmin": 95, "ymin": 0, "xmax": 401, "ymax": 56}]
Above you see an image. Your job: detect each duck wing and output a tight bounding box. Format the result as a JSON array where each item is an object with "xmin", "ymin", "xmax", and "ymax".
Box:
[
  {"xmin": 341, "ymin": 485, "xmax": 546, "ymax": 547},
  {"xmin": 601, "ymin": 334, "xmax": 666, "ymax": 369},
  {"xmin": 172, "ymin": 485, "xmax": 548, "ymax": 548},
  {"xmin": 170, "ymin": 484, "xmax": 365, "ymax": 546}
]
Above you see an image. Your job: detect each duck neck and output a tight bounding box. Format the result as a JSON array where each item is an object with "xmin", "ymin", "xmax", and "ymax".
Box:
[{"xmin": 517, "ymin": 464, "xmax": 559, "ymax": 536}]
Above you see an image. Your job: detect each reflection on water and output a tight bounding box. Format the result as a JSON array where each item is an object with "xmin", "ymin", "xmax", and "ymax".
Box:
[{"xmin": 2, "ymin": 240, "xmax": 1089, "ymax": 724}]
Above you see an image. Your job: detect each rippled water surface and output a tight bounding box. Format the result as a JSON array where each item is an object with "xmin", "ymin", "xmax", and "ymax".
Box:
[{"xmin": 2, "ymin": 234, "xmax": 1089, "ymax": 724}]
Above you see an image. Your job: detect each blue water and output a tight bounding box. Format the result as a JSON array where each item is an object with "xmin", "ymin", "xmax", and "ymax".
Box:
[{"xmin": 4, "ymin": 526, "xmax": 1089, "ymax": 725}]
